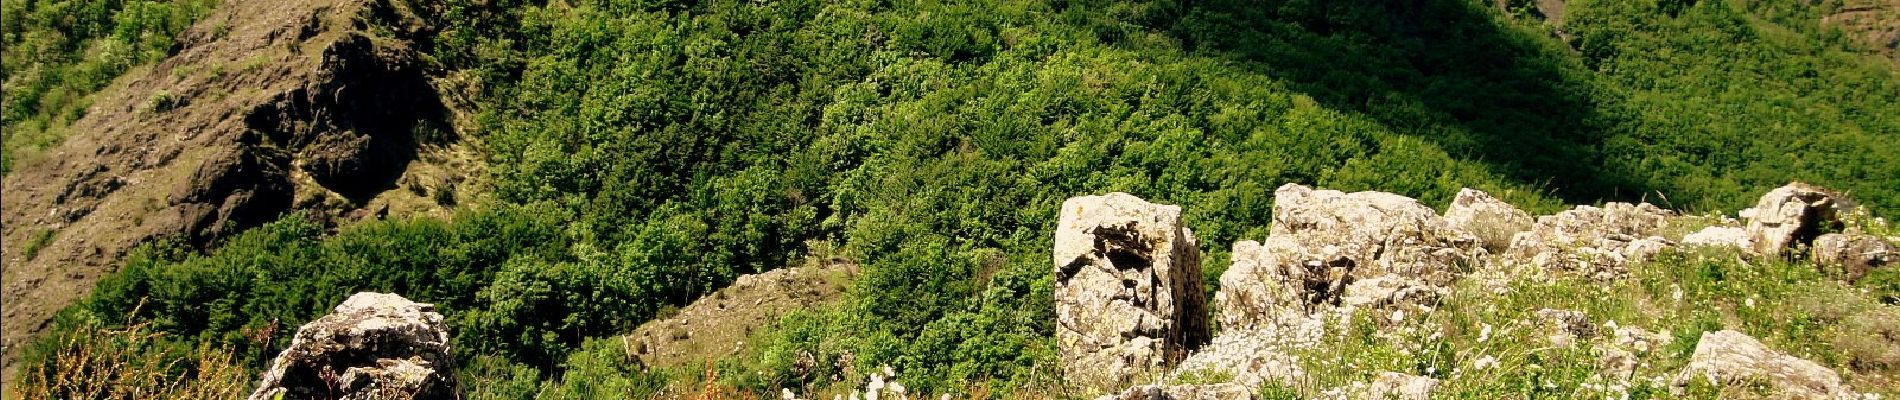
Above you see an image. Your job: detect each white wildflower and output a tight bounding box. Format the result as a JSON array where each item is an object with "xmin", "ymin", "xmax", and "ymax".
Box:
[
  {"xmin": 783, "ymin": 388, "xmax": 797, "ymax": 400},
  {"xmin": 1473, "ymin": 355, "xmax": 1499, "ymax": 370},
  {"xmin": 1745, "ymin": 297, "xmax": 1756, "ymax": 308},
  {"xmin": 1390, "ymin": 309, "xmax": 1405, "ymax": 323},
  {"xmin": 1671, "ymin": 285, "xmax": 1684, "ymax": 302},
  {"xmin": 1478, "ymin": 323, "xmax": 1494, "ymax": 343}
]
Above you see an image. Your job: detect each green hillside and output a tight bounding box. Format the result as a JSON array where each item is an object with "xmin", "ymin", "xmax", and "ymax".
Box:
[{"xmin": 9, "ymin": 0, "xmax": 1900, "ymax": 397}]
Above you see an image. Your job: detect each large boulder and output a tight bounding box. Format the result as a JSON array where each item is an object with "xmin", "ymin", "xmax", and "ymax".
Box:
[
  {"xmin": 1811, "ymin": 233, "xmax": 1898, "ymax": 282},
  {"xmin": 1217, "ymin": 237, "xmax": 1348, "ymax": 329},
  {"xmin": 1217, "ymin": 184, "xmax": 1475, "ymax": 330},
  {"xmin": 1265, "ymin": 184, "xmax": 1478, "ymax": 280},
  {"xmin": 248, "ymin": 292, "xmax": 456, "ymax": 400},
  {"xmin": 1055, "ymin": 193, "xmax": 1210, "ymax": 392},
  {"xmin": 1744, "ymin": 183, "xmax": 1847, "ymax": 257},
  {"xmin": 1673, "ymin": 330, "xmax": 1852, "ymax": 399},
  {"xmin": 1443, "ymin": 188, "xmax": 1533, "ymax": 252}
]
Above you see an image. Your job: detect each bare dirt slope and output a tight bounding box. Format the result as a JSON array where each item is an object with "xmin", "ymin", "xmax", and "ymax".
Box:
[
  {"xmin": 0, "ymin": 0, "xmax": 473, "ymax": 381},
  {"xmin": 1825, "ymin": 0, "xmax": 1900, "ymax": 65},
  {"xmin": 625, "ymin": 260, "xmax": 859, "ymax": 370}
]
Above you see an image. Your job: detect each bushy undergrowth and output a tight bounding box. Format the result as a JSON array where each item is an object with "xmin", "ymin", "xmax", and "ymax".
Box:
[{"xmin": 16, "ymin": 314, "xmax": 249, "ymax": 399}]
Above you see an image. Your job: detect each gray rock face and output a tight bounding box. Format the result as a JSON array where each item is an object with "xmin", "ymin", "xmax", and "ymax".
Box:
[
  {"xmin": 248, "ymin": 292, "xmax": 456, "ymax": 400},
  {"xmin": 1811, "ymin": 233, "xmax": 1898, "ymax": 282},
  {"xmin": 1216, "ymin": 184, "xmax": 1476, "ymax": 330},
  {"xmin": 1265, "ymin": 184, "xmax": 1478, "ymax": 280},
  {"xmin": 1055, "ymin": 193, "xmax": 1210, "ymax": 392},
  {"xmin": 1507, "ymin": 202, "xmax": 1675, "ymax": 280},
  {"xmin": 1444, "ymin": 188, "xmax": 1533, "ymax": 252},
  {"xmin": 1744, "ymin": 183, "xmax": 1846, "ymax": 257},
  {"xmin": 1674, "ymin": 330, "xmax": 1852, "ymax": 399}
]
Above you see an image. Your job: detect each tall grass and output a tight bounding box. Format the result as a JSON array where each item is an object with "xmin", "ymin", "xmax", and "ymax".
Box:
[{"xmin": 14, "ymin": 308, "xmax": 250, "ymax": 399}]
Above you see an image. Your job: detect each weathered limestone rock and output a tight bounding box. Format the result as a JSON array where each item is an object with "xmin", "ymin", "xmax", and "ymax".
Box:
[
  {"xmin": 1744, "ymin": 183, "xmax": 1846, "ymax": 257},
  {"xmin": 1673, "ymin": 330, "xmax": 1852, "ymax": 399},
  {"xmin": 1811, "ymin": 233, "xmax": 1898, "ymax": 282},
  {"xmin": 1444, "ymin": 188, "xmax": 1533, "ymax": 251},
  {"xmin": 1266, "ymin": 184, "xmax": 1478, "ymax": 280},
  {"xmin": 1217, "ymin": 184, "xmax": 1475, "ymax": 330},
  {"xmin": 1217, "ymin": 238, "xmax": 1348, "ymax": 329},
  {"xmin": 1682, "ymin": 226, "xmax": 1751, "ymax": 249},
  {"xmin": 1172, "ymin": 328, "xmax": 1308, "ymax": 391},
  {"xmin": 1093, "ymin": 383, "xmax": 1254, "ymax": 400},
  {"xmin": 1507, "ymin": 202, "xmax": 1675, "ymax": 280},
  {"xmin": 1366, "ymin": 372, "xmax": 1438, "ymax": 400},
  {"xmin": 248, "ymin": 292, "xmax": 456, "ymax": 400},
  {"xmin": 1055, "ymin": 193, "xmax": 1210, "ymax": 392}
]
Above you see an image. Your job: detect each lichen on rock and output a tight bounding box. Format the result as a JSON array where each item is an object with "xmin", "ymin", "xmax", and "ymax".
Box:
[
  {"xmin": 247, "ymin": 292, "xmax": 456, "ymax": 400},
  {"xmin": 1054, "ymin": 193, "xmax": 1210, "ymax": 392}
]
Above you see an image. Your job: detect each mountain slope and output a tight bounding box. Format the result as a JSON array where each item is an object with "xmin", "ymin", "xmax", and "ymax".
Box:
[
  {"xmin": 5, "ymin": 0, "xmax": 1900, "ymax": 397},
  {"xmin": 0, "ymin": 0, "xmax": 472, "ymax": 382}
]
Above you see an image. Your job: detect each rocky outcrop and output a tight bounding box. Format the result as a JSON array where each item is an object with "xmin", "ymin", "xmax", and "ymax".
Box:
[
  {"xmin": 1743, "ymin": 183, "xmax": 1846, "ymax": 257},
  {"xmin": 1216, "ymin": 184, "xmax": 1476, "ymax": 330},
  {"xmin": 1506, "ymin": 202, "xmax": 1675, "ymax": 280},
  {"xmin": 1055, "ymin": 193, "xmax": 1210, "ymax": 392},
  {"xmin": 1811, "ymin": 233, "xmax": 1897, "ymax": 282},
  {"xmin": 1, "ymin": 0, "xmax": 469, "ymax": 373},
  {"xmin": 248, "ymin": 292, "xmax": 456, "ymax": 400},
  {"xmin": 1263, "ymin": 184, "xmax": 1478, "ymax": 280},
  {"xmin": 1673, "ymin": 330, "xmax": 1852, "ymax": 399},
  {"xmin": 1444, "ymin": 188, "xmax": 1533, "ymax": 251}
]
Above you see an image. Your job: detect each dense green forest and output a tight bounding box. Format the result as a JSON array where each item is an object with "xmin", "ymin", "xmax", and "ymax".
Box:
[{"xmin": 8, "ymin": 0, "xmax": 1900, "ymax": 397}]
